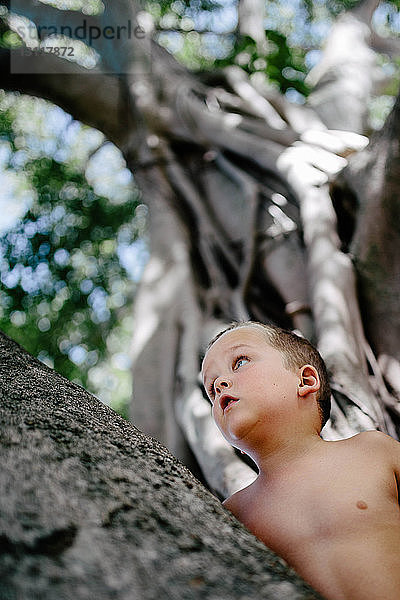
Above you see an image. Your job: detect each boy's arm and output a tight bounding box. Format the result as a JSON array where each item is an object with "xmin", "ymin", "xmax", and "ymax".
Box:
[
  {"xmin": 386, "ymin": 432, "xmax": 400, "ymax": 490},
  {"xmin": 365, "ymin": 430, "xmax": 400, "ymax": 492}
]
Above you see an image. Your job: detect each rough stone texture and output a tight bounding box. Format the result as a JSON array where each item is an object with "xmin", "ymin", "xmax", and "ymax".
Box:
[{"xmin": 0, "ymin": 331, "xmax": 322, "ymax": 600}]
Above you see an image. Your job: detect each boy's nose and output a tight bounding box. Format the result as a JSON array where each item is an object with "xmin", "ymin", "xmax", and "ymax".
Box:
[{"xmin": 215, "ymin": 377, "xmax": 232, "ymax": 395}]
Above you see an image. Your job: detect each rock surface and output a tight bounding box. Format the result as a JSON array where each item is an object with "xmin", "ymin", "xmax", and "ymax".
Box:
[{"xmin": 0, "ymin": 331, "xmax": 322, "ymax": 599}]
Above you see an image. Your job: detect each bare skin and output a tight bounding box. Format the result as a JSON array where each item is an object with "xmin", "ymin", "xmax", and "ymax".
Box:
[{"xmin": 202, "ymin": 325, "xmax": 400, "ymax": 600}]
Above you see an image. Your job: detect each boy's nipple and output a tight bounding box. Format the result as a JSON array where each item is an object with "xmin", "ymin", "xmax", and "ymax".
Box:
[{"xmin": 356, "ymin": 500, "xmax": 368, "ymax": 510}]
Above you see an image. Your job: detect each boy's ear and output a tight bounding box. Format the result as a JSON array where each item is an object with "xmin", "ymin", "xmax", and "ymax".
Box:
[{"xmin": 298, "ymin": 365, "xmax": 320, "ymax": 397}]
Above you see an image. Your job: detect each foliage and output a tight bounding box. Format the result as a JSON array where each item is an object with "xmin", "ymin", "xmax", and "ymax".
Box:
[
  {"xmin": 215, "ymin": 31, "xmax": 310, "ymax": 97},
  {"xmin": 149, "ymin": 0, "xmax": 311, "ymax": 88},
  {"xmin": 149, "ymin": 0, "xmax": 398, "ymax": 99},
  {"xmin": 0, "ymin": 101, "xmax": 141, "ymax": 417}
]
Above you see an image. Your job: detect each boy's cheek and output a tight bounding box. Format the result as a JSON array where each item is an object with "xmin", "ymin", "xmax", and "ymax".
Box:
[
  {"xmin": 212, "ymin": 407, "xmax": 228, "ymax": 434},
  {"xmin": 212, "ymin": 404, "xmax": 221, "ymax": 422}
]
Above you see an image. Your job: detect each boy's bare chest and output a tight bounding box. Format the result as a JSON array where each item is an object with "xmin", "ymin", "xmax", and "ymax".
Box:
[{"xmin": 239, "ymin": 458, "xmax": 399, "ymax": 557}]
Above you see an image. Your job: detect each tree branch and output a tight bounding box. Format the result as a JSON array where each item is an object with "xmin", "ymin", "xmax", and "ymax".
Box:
[
  {"xmin": 348, "ymin": 92, "xmax": 400, "ymax": 372},
  {"xmin": 370, "ymin": 31, "xmax": 400, "ymax": 57},
  {"xmin": 223, "ymin": 66, "xmax": 290, "ymax": 132},
  {"xmin": 172, "ymin": 85, "xmax": 286, "ymax": 169},
  {"xmin": 0, "ymin": 48, "xmax": 127, "ymax": 147},
  {"xmin": 238, "ymin": 0, "xmax": 266, "ymax": 49},
  {"xmin": 8, "ymin": 0, "xmax": 102, "ymax": 50},
  {"xmin": 277, "ymin": 130, "xmax": 392, "ymax": 435},
  {"xmin": 306, "ymin": 11, "xmax": 380, "ymax": 132},
  {"xmin": 351, "ymin": 0, "xmax": 381, "ymax": 25}
]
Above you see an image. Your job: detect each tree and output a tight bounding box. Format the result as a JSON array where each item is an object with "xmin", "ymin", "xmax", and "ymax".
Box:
[
  {"xmin": 0, "ymin": 330, "xmax": 322, "ymax": 599},
  {"xmin": 1, "ymin": 0, "xmax": 400, "ymax": 533}
]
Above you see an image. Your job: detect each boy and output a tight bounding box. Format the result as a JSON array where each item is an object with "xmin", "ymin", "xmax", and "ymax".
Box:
[{"xmin": 201, "ymin": 321, "xmax": 400, "ymax": 600}]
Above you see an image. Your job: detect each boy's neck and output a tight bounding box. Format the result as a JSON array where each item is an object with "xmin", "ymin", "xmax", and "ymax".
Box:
[{"xmin": 251, "ymin": 431, "xmax": 325, "ymax": 483}]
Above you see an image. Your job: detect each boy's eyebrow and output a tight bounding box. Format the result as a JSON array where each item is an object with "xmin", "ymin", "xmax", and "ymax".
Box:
[
  {"xmin": 227, "ymin": 343, "xmax": 254, "ymax": 352},
  {"xmin": 202, "ymin": 343, "xmax": 254, "ymax": 381}
]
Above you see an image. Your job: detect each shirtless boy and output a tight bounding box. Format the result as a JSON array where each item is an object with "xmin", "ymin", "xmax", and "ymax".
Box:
[{"xmin": 201, "ymin": 321, "xmax": 400, "ymax": 600}]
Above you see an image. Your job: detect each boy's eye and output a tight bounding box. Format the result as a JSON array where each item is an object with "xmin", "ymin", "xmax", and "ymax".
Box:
[
  {"xmin": 206, "ymin": 356, "xmax": 249, "ymax": 400},
  {"xmin": 233, "ymin": 356, "xmax": 249, "ymax": 370}
]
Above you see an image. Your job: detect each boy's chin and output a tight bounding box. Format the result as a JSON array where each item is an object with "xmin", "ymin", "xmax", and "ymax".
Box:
[
  {"xmin": 220, "ymin": 418, "xmax": 254, "ymax": 448},
  {"xmin": 218, "ymin": 424, "xmax": 242, "ymax": 447}
]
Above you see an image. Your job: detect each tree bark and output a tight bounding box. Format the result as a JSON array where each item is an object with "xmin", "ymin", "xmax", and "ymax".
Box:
[
  {"xmin": 0, "ymin": 331, "xmax": 322, "ymax": 600},
  {"xmin": 344, "ymin": 92, "xmax": 400, "ymax": 427},
  {"xmin": 349, "ymin": 93, "xmax": 400, "ymax": 362}
]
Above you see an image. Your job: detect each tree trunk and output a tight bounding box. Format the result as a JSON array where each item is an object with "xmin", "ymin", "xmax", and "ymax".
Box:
[
  {"xmin": 0, "ymin": 331, "xmax": 322, "ymax": 599},
  {"xmin": 345, "ymin": 93, "xmax": 400, "ymax": 430},
  {"xmin": 349, "ymin": 93, "xmax": 400, "ymax": 362}
]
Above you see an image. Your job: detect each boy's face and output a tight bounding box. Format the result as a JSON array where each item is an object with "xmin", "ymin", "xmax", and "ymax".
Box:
[{"xmin": 201, "ymin": 326, "xmax": 300, "ymax": 450}]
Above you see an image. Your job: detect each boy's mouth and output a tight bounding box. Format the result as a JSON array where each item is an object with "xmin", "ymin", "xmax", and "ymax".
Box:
[{"xmin": 219, "ymin": 395, "xmax": 239, "ymax": 413}]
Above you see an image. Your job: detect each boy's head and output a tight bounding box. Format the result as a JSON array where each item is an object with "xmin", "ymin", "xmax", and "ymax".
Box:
[{"xmin": 202, "ymin": 321, "xmax": 331, "ymax": 433}]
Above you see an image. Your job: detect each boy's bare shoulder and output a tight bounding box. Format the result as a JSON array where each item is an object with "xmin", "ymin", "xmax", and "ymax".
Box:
[
  {"xmin": 350, "ymin": 429, "xmax": 398, "ymax": 447},
  {"xmin": 346, "ymin": 430, "xmax": 400, "ymax": 473}
]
